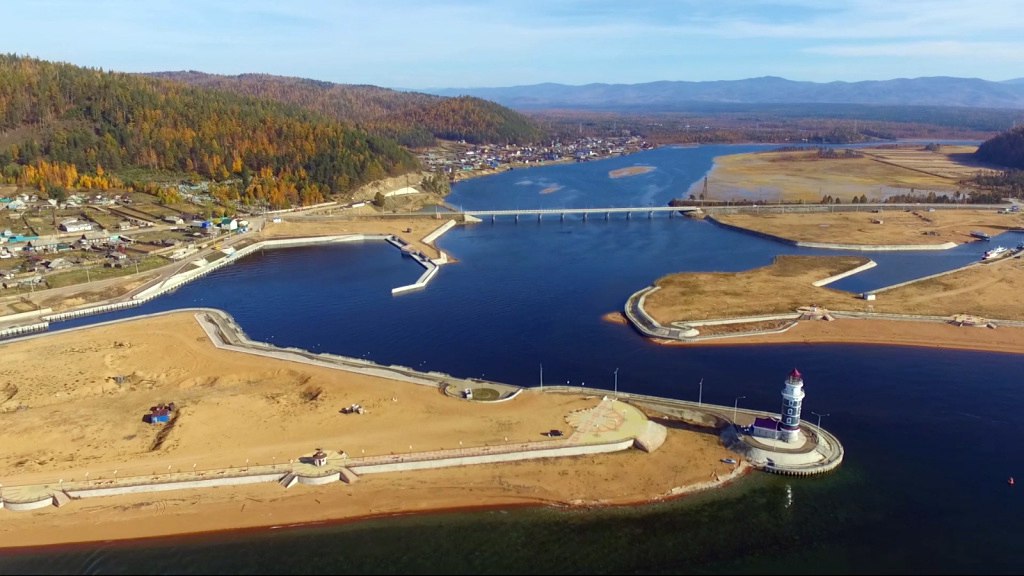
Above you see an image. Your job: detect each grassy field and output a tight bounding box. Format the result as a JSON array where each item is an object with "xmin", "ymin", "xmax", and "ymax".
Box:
[
  {"xmin": 44, "ymin": 255, "xmax": 168, "ymax": 289},
  {"xmin": 644, "ymin": 255, "xmax": 870, "ymax": 322},
  {"xmin": 713, "ymin": 208, "xmax": 1024, "ymax": 246},
  {"xmin": 691, "ymin": 144, "xmax": 985, "ymax": 203}
]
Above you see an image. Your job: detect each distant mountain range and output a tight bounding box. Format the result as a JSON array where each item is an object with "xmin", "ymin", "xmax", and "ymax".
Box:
[{"xmin": 426, "ymin": 76, "xmax": 1024, "ymax": 111}]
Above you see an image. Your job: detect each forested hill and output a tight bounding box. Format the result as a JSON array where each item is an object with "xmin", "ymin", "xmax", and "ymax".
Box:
[
  {"xmin": 975, "ymin": 126, "xmax": 1024, "ymax": 169},
  {"xmin": 0, "ymin": 55, "xmax": 418, "ymax": 207},
  {"xmin": 147, "ymin": 71, "xmax": 545, "ymax": 147}
]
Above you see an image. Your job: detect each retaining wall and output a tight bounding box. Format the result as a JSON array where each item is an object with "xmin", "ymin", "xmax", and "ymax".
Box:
[
  {"xmin": 796, "ymin": 240, "xmax": 957, "ymax": 251},
  {"xmin": 683, "ymin": 313, "xmax": 800, "ymax": 327},
  {"xmin": 812, "ymin": 259, "xmax": 878, "ymax": 286},
  {"xmin": 1, "ymin": 496, "xmax": 53, "ymax": 511},
  {"xmin": 296, "ymin": 473, "xmax": 342, "ymax": 486},
  {"xmin": 67, "ymin": 472, "xmax": 285, "ymax": 498},
  {"xmin": 0, "ymin": 321, "xmax": 49, "ymax": 338},
  {"xmin": 0, "ymin": 307, "xmax": 52, "ymax": 325},
  {"xmin": 422, "ymin": 219, "xmax": 457, "ymax": 244},
  {"xmin": 350, "ymin": 440, "xmax": 635, "ymax": 475}
]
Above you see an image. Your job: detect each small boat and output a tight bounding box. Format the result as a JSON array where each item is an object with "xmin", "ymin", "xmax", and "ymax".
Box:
[
  {"xmin": 982, "ymin": 246, "xmax": 1008, "ymax": 261},
  {"xmin": 721, "ymin": 458, "xmax": 737, "ymax": 465},
  {"xmin": 971, "ymin": 231, "xmax": 991, "ymax": 241},
  {"xmin": 1010, "ymin": 476, "xmax": 1015, "ymax": 486}
]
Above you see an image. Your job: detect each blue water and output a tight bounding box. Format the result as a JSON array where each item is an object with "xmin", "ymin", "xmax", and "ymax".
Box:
[{"xmin": 3, "ymin": 144, "xmax": 1023, "ymax": 574}]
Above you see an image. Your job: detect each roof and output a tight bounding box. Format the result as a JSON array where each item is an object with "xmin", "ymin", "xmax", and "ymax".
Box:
[
  {"xmin": 753, "ymin": 417, "xmax": 780, "ymax": 430},
  {"xmin": 788, "ymin": 368, "xmax": 802, "ymax": 379}
]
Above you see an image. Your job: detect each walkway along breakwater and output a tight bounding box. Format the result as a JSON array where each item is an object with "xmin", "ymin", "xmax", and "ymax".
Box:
[{"xmin": 0, "ymin": 308, "xmax": 842, "ymax": 513}]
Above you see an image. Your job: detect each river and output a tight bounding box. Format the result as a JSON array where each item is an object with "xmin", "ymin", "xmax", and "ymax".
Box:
[{"xmin": 2, "ymin": 144, "xmax": 1022, "ymax": 574}]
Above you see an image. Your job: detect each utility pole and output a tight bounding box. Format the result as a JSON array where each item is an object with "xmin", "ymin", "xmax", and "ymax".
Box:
[{"xmin": 733, "ymin": 395, "xmax": 746, "ymax": 425}]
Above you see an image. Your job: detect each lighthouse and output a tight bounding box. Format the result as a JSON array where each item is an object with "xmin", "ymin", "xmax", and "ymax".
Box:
[{"xmin": 779, "ymin": 368, "xmax": 806, "ymax": 443}]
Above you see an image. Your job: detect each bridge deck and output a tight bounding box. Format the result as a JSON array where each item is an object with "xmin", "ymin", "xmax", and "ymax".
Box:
[{"xmin": 463, "ymin": 206, "xmax": 698, "ymax": 216}]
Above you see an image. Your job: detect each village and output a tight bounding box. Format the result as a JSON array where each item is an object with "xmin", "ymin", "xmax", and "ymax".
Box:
[
  {"xmin": 0, "ymin": 187, "xmax": 251, "ymax": 293},
  {"xmin": 416, "ymin": 135, "xmax": 653, "ymax": 179}
]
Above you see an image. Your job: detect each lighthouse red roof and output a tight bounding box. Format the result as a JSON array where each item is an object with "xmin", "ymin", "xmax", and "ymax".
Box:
[{"xmin": 789, "ymin": 368, "xmax": 802, "ymax": 379}]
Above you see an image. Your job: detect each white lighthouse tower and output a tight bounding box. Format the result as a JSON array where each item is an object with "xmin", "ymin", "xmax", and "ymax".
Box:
[{"xmin": 779, "ymin": 368, "xmax": 806, "ymax": 443}]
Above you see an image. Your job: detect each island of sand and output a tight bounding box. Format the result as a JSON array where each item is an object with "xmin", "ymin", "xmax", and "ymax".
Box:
[{"xmin": 609, "ymin": 165, "xmax": 655, "ymax": 178}]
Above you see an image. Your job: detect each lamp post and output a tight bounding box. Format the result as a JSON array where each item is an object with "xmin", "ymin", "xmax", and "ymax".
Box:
[
  {"xmin": 613, "ymin": 368, "xmax": 619, "ymax": 396},
  {"xmin": 733, "ymin": 395, "xmax": 746, "ymax": 424},
  {"xmin": 698, "ymin": 378, "xmax": 704, "ymax": 406},
  {"xmin": 812, "ymin": 411, "xmax": 830, "ymax": 428}
]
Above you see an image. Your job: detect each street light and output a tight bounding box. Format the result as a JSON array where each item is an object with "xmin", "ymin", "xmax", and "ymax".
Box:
[
  {"xmin": 698, "ymin": 378, "xmax": 704, "ymax": 406},
  {"xmin": 812, "ymin": 411, "xmax": 830, "ymax": 428},
  {"xmin": 733, "ymin": 395, "xmax": 747, "ymax": 424},
  {"xmin": 613, "ymin": 368, "xmax": 619, "ymax": 396}
]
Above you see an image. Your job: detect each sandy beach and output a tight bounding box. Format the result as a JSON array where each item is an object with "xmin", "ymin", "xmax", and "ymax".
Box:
[{"xmin": 0, "ymin": 312, "xmax": 740, "ymax": 549}]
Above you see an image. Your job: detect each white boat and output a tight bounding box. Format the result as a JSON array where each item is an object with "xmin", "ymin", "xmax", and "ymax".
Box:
[{"xmin": 982, "ymin": 246, "xmax": 1008, "ymax": 260}]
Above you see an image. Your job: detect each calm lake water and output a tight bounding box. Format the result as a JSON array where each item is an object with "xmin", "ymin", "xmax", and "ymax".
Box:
[{"xmin": 3, "ymin": 144, "xmax": 1023, "ymax": 575}]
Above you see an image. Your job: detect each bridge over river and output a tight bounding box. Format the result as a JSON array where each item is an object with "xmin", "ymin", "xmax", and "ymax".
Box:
[{"xmin": 462, "ymin": 205, "xmax": 700, "ymax": 222}]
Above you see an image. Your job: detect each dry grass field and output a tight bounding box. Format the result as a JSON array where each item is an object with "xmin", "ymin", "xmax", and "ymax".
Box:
[
  {"xmin": 690, "ymin": 144, "xmax": 986, "ymax": 203},
  {"xmin": 643, "ymin": 255, "xmax": 870, "ymax": 322},
  {"xmin": 643, "ymin": 252, "xmax": 1024, "ymax": 327},
  {"xmin": 712, "ymin": 208, "xmax": 1024, "ymax": 246}
]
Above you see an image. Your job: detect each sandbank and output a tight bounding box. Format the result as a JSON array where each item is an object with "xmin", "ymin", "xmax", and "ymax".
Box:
[
  {"xmin": 691, "ymin": 144, "xmax": 982, "ymax": 203},
  {"xmin": 609, "ymin": 166, "xmax": 655, "ymax": 179},
  {"xmin": 0, "ymin": 311, "xmax": 740, "ymax": 549}
]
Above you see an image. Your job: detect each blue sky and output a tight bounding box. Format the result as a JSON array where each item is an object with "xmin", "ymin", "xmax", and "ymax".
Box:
[{"xmin": 2, "ymin": 0, "xmax": 1022, "ymax": 89}]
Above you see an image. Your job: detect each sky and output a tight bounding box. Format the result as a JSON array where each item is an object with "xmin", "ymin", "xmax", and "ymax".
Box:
[{"xmin": 2, "ymin": 0, "xmax": 1022, "ymax": 90}]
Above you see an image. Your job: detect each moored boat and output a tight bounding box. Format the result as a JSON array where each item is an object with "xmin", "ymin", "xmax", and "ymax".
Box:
[
  {"xmin": 971, "ymin": 230, "xmax": 991, "ymax": 241},
  {"xmin": 982, "ymin": 246, "xmax": 1008, "ymax": 260}
]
